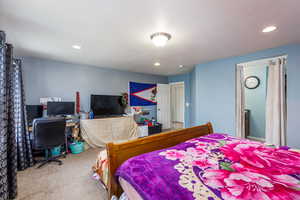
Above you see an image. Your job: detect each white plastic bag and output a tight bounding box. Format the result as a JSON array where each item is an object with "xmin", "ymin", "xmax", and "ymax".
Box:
[{"xmin": 111, "ymin": 193, "xmax": 129, "ymax": 200}]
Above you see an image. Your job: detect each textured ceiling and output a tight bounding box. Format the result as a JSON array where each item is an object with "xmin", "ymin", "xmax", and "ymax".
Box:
[{"xmin": 0, "ymin": 0, "xmax": 299, "ymax": 75}]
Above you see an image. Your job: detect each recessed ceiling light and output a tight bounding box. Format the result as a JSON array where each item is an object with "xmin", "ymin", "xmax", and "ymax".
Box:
[
  {"xmin": 179, "ymin": 65, "xmax": 184, "ymax": 68},
  {"xmin": 72, "ymin": 45, "xmax": 81, "ymax": 49},
  {"xmin": 262, "ymin": 26, "xmax": 277, "ymax": 33},
  {"xmin": 154, "ymin": 62, "xmax": 160, "ymax": 66},
  {"xmin": 150, "ymin": 32, "xmax": 171, "ymax": 47}
]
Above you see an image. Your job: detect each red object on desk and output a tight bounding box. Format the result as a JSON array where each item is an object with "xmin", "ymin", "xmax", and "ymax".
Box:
[{"xmin": 76, "ymin": 91, "xmax": 80, "ymax": 114}]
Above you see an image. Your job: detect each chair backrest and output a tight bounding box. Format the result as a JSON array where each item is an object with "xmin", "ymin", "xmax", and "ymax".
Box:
[
  {"xmin": 32, "ymin": 117, "xmax": 66, "ymax": 149},
  {"xmin": 26, "ymin": 105, "xmax": 43, "ymax": 126}
]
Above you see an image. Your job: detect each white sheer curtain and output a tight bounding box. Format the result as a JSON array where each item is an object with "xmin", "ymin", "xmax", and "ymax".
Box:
[
  {"xmin": 236, "ymin": 65, "xmax": 245, "ymax": 138},
  {"xmin": 265, "ymin": 58, "xmax": 287, "ymax": 146}
]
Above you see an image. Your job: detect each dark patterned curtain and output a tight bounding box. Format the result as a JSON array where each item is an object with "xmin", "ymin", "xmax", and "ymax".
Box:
[
  {"xmin": 0, "ymin": 31, "xmax": 33, "ymax": 200},
  {"xmin": 0, "ymin": 31, "xmax": 16, "ymax": 200},
  {"xmin": 12, "ymin": 59, "xmax": 34, "ymax": 170}
]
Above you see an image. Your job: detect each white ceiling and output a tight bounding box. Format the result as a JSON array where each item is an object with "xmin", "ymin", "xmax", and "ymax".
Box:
[{"xmin": 1, "ymin": 0, "xmax": 299, "ymax": 75}]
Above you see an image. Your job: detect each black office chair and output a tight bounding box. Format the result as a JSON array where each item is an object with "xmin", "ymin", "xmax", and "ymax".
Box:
[{"xmin": 32, "ymin": 117, "xmax": 66, "ymax": 168}]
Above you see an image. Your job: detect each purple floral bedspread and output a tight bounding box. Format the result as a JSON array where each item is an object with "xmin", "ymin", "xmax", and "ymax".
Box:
[{"xmin": 116, "ymin": 133, "xmax": 300, "ymax": 200}]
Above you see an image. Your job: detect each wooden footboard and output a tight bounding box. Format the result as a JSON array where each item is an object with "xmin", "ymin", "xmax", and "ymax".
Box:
[{"xmin": 106, "ymin": 122, "xmax": 213, "ymax": 198}]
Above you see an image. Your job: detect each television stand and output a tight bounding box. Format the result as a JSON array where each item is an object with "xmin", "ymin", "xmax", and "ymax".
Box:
[
  {"xmin": 94, "ymin": 114, "xmax": 124, "ymax": 119},
  {"xmin": 80, "ymin": 116, "xmax": 138, "ymax": 147}
]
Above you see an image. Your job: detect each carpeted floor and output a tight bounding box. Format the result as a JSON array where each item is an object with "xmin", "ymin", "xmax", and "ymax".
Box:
[{"xmin": 16, "ymin": 148, "xmax": 108, "ymax": 200}]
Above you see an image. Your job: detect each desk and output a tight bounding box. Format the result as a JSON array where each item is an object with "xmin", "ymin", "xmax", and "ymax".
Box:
[{"xmin": 28, "ymin": 122, "xmax": 77, "ymax": 132}]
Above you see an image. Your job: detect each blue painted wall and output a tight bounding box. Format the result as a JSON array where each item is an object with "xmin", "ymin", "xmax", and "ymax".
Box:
[
  {"xmin": 169, "ymin": 44, "xmax": 300, "ymax": 148},
  {"xmin": 22, "ymin": 57, "xmax": 168, "ymax": 119},
  {"xmin": 192, "ymin": 44, "xmax": 300, "ymax": 148},
  {"xmin": 168, "ymin": 72, "xmax": 192, "ymax": 128},
  {"xmin": 244, "ymin": 66, "xmax": 267, "ymax": 139}
]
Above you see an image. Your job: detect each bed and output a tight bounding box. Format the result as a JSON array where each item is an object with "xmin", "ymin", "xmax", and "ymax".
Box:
[
  {"xmin": 94, "ymin": 122, "xmax": 300, "ymax": 200},
  {"xmin": 104, "ymin": 122, "xmax": 214, "ymax": 198}
]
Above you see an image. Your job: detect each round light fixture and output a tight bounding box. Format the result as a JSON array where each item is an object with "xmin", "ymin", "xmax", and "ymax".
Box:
[
  {"xmin": 154, "ymin": 62, "xmax": 160, "ymax": 66},
  {"xmin": 150, "ymin": 32, "xmax": 171, "ymax": 47},
  {"xmin": 72, "ymin": 45, "xmax": 81, "ymax": 49},
  {"xmin": 262, "ymin": 26, "xmax": 277, "ymax": 33},
  {"xmin": 179, "ymin": 65, "xmax": 184, "ymax": 68}
]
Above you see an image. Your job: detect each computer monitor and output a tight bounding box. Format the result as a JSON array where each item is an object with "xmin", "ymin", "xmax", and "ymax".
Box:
[
  {"xmin": 47, "ymin": 101, "xmax": 75, "ymax": 116},
  {"xmin": 26, "ymin": 105, "xmax": 43, "ymax": 125}
]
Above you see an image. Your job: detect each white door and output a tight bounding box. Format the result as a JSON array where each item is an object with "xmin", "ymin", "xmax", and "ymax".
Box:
[
  {"xmin": 170, "ymin": 82, "xmax": 185, "ymax": 128},
  {"xmin": 157, "ymin": 84, "xmax": 171, "ymax": 129},
  {"xmin": 175, "ymin": 84, "xmax": 184, "ymax": 122}
]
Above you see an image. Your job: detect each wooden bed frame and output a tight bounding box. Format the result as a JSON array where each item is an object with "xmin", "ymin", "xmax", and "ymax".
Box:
[{"xmin": 106, "ymin": 122, "xmax": 213, "ymax": 198}]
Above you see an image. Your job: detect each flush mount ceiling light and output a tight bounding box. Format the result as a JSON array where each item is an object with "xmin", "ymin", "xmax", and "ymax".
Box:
[
  {"xmin": 154, "ymin": 62, "xmax": 160, "ymax": 66},
  {"xmin": 72, "ymin": 45, "xmax": 81, "ymax": 50},
  {"xmin": 262, "ymin": 26, "xmax": 277, "ymax": 33},
  {"xmin": 179, "ymin": 65, "xmax": 184, "ymax": 68},
  {"xmin": 150, "ymin": 32, "xmax": 172, "ymax": 47}
]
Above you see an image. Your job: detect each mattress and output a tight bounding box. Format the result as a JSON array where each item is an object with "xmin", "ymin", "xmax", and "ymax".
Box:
[{"xmin": 119, "ymin": 177, "xmax": 143, "ymax": 200}]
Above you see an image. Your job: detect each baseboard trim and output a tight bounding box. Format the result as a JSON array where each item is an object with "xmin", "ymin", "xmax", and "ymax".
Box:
[{"xmin": 246, "ymin": 136, "xmax": 265, "ymax": 142}]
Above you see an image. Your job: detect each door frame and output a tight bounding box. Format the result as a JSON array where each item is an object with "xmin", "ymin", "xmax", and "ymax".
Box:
[
  {"xmin": 169, "ymin": 81, "xmax": 185, "ymax": 128},
  {"xmin": 235, "ymin": 55, "xmax": 287, "ymax": 140}
]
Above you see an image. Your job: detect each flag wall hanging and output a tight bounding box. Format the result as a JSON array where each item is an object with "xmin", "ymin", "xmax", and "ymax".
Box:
[{"xmin": 129, "ymin": 82, "xmax": 157, "ymax": 106}]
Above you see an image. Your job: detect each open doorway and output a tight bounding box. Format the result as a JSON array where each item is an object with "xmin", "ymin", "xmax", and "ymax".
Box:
[
  {"xmin": 236, "ymin": 55, "xmax": 287, "ymax": 146},
  {"xmin": 170, "ymin": 82, "xmax": 185, "ymax": 129}
]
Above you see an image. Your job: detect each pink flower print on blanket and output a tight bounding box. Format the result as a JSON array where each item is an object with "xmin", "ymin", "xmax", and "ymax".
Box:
[
  {"xmin": 203, "ymin": 166, "xmax": 300, "ymax": 200},
  {"xmin": 159, "ymin": 149, "xmax": 186, "ymax": 160},
  {"xmin": 220, "ymin": 140, "xmax": 300, "ymax": 175}
]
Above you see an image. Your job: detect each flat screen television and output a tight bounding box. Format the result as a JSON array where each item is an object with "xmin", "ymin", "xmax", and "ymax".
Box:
[{"xmin": 90, "ymin": 95, "xmax": 125, "ymax": 117}]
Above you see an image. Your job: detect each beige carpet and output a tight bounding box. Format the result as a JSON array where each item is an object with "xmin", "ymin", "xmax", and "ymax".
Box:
[{"xmin": 16, "ymin": 148, "xmax": 108, "ymax": 200}]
